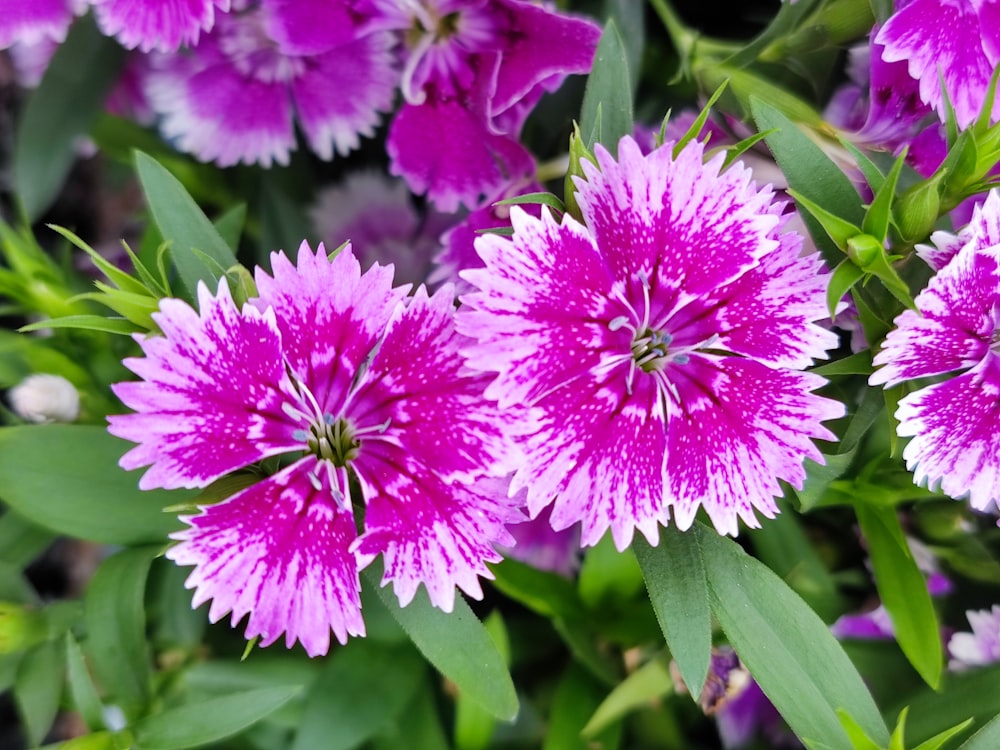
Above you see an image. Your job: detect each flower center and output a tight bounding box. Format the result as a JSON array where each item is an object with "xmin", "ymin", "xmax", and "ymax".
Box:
[
  {"xmin": 304, "ymin": 415, "xmax": 359, "ymax": 468},
  {"xmin": 630, "ymin": 328, "xmax": 675, "ymax": 373}
]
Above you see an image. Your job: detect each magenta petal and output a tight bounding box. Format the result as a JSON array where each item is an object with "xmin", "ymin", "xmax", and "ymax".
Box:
[
  {"xmin": 510, "ymin": 370, "xmax": 669, "ymax": 550},
  {"xmin": 92, "ymin": 0, "xmax": 228, "ymax": 52},
  {"xmin": 145, "ymin": 41, "xmax": 295, "ymax": 167},
  {"xmin": 388, "ymin": 98, "xmax": 535, "ymax": 212},
  {"xmin": 252, "ymin": 241, "xmax": 407, "ymax": 417},
  {"xmin": 459, "ymin": 209, "xmax": 618, "ymax": 409},
  {"xmin": 487, "ymin": 0, "xmax": 600, "ymax": 120},
  {"xmin": 261, "ymin": 0, "xmax": 367, "ymax": 55},
  {"xmin": 574, "ymin": 139, "xmax": 781, "ymax": 301},
  {"xmin": 352, "ymin": 473, "xmax": 519, "ymax": 610},
  {"xmin": 871, "ymin": 243, "xmax": 999, "ymax": 386},
  {"xmin": 896, "ymin": 356, "xmax": 1000, "ymax": 512},
  {"xmin": 108, "ymin": 282, "xmax": 301, "ymax": 490},
  {"xmin": 168, "ymin": 458, "xmax": 364, "ymax": 656},
  {"xmin": 666, "ymin": 355, "xmax": 842, "ymax": 535},
  {"xmin": 353, "ymin": 284, "xmax": 515, "ymax": 482},
  {"xmin": 291, "ymin": 32, "xmax": 399, "ymax": 160},
  {"xmin": 0, "ymin": 0, "xmax": 74, "ymax": 48}
]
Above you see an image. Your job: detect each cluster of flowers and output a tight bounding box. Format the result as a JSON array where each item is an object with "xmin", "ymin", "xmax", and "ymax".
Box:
[
  {"xmin": 24, "ymin": 0, "xmax": 1000, "ymax": 674},
  {"xmin": 3, "ymin": 0, "xmax": 599, "ymax": 211}
]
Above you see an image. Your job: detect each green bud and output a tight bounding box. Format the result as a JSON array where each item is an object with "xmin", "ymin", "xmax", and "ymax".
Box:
[
  {"xmin": 0, "ymin": 602, "xmax": 48, "ymax": 654},
  {"xmin": 896, "ymin": 173, "xmax": 945, "ymax": 243},
  {"xmin": 225, "ymin": 264, "xmax": 258, "ymax": 308},
  {"xmin": 845, "ymin": 234, "xmax": 884, "ymax": 269},
  {"xmin": 564, "ymin": 124, "xmax": 597, "ymax": 223}
]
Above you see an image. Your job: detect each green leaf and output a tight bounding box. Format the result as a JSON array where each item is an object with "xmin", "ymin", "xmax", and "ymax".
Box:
[
  {"xmin": 454, "ymin": 612, "xmax": 508, "ymax": 750},
  {"xmin": 604, "ymin": 0, "xmax": 644, "ymax": 92},
  {"xmin": 15, "ymin": 640, "xmax": 64, "ymax": 747},
  {"xmin": 827, "ymin": 260, "xmax": 866, "ymax": 319},
  {"xmin": 544, "ymin": 664, "xmax": 622, "ymax": 750},
  {"xmin": 633, "ymin": 529, "xmax": 711, "ymax": 700},
  {"xmin": 672, "ymin": 82, "xmax": 729, "ymax": 158},
  {"xmin": 836, "ymin": 709, "xmax": 882, "ymax": 750},
  {"xmin": 956, "ymin": 710, "xmax": 1000, "ymax": 750},
  {"xmin": 0, "ymin": 426, "xmax": 187, "ymax": 545},
  {"xmin": 292, "ymin": 641, "xmax": 423, "ymax": 750},
  {"xmin": 698, "ymin": 525, "xmax": 889, "ymax": 748},
  {"xmin": 65, "ymin": 634, "xmax": 105, "ymax": 731},
  {"xmin": 795, "ymin": 450, "xmax": 858, "ymax": 511},
  {"xmin": 84, "ymin": 546, "xmax": 158, "ymax": 719},
  {"xmin": 862, "ymin": 150, "xmax": 907, "ymax": 243},
  {"xmin": 133, "ymin": 686, "xmax": 301, "ymax": 750},
  {"xmin": 134, "ymin": 151, "xmax": 239, "ymax": 298},
  {"xmin": 810, "ymin": 351, "xmax": 873, "ymax": 377},
  {"xmin": 373, "ymin": 679, "xmax": 450, "ymax": 750},
  {"xmin": 912, "ymin": 716, "xmax": 974, "ymax": 750},
  {"xmin": 581, "ymin": 652, "xmax": 673, "ymax": 738},
  {"xmin": 854, "ymin": 504, "xmax": 942, "ymax": 688},
  {"xmin": 0, "ymin": 511, "xmax": 55, "ymax": 567},
  {"xmin": 578, "ymin": 533, "xmax": 644, "ymax": 608},
  {"xmin": 724, "ymin": 0, "xmax": 824, "ymax": 67},
  {"xmin": 900, "ymin": 665, "xmax": 1000, "ymax": 745},
  {"xmin": 752, "ymin": 98, "xmax": 864, "ymax": 265},
  {"xmin": 19, "ymin": 315, "xmax": 138, "ymax": 336},
  {"xmin": 363, "ymin": 568, "xmax": 518, "ymax": 721},
  {"xmin": 14, "ymin": 17, "xmax": 124, "ymax": 219},
  {"xmin": 494, "ymin": 192, "xmax": 566, "ymax": 214},
  {"xmin": 213, "ymin": 204, "xmax": 246, "ymax": 252},
  {"xmin": 580, "ymin": 19, "xmax": 633, "ymax": 153}
]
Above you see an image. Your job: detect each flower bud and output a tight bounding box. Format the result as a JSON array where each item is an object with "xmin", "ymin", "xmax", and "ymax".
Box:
[
  {"xmin": 846, "ymin": 234, "xmax": 884, "ymax": 269},
  {"xmin": 8, "ymin": 373, "xmax": 80, "ymax": 423},
  {"xmin": 0, "ymin": 602, "xmax": 47, "ymax": 654},
  {"xmin": 897, "ymin": 173, "xmax": 944, "ymax": 243}
]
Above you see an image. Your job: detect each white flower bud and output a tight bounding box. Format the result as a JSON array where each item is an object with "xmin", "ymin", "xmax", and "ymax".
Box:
[{"xmin": 8, "ymin": 374, "xmax": 80, "ymax": 423}]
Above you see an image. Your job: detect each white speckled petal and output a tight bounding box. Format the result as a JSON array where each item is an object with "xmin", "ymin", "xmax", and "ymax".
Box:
[
  {"xmin": 871, "ymin": 242, "xmax": 1000, "ymax": 386},
  {"xmin": 897, "ymin": 355, "xmax": 1000, "ymax": 512},
  {"xmin": 109, "ymin": 281, "xmax": 301, "ymax": 490},
  {"xmin": 168, "ymin": 457, "xmax": 364, "ymax": 657},
  {"xmin": 665, "ymin": 355, "xmax": 843, "ymax": 536},
  {"xmin": 92, "ymin": 0, "xmax": 229, "ymax": 52}
]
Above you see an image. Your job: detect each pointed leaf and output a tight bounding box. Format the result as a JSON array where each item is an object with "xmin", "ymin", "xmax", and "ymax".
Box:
[
  {"xmin": 84, "ymin": 546, "xmax": 157, "ymax": 719},
  {"xmin": 827, "ymin": 260, "xmax": 865, "ymax": 319},
  {"xmin": 580, "ymin": 19, "xmax": 633, "ymax": 153},
  {"xmin": 698, "ymin": 525, "xmax": 889, "ymax": 748},
  {"xmin": 0, "ymin": 426, "xmax": 187, "ymax": 544},
  {"xmin": 956, "ymin": 710, "xmax": 1000, "ymax": 750},
  {"xmin": 581, "ymin": 653, "xmax": 673, "ymax": 738},
  {"xmin": 862, "ymin": 151, "xmax": 907, "ymax": 242},
  {"xmin": 134, "ymin": 686, "xmax": 301, "ymax": 750},
  {"xmin": 837, "ymin": 709, "xmax": 882, "ymax": 750},
  {"xmin": 854, "ymin": 504, "xmax": 942, "ymax": 688},
  {"xmin": 65, "ymin": 634, "xmax": 105, "ymax": 731},
  {"xmin": 14, "ymin": 640, "xmax": 64, "ymax": 747},
  {"xmin": 20, "ymin": 315, "xmax": 139, "ymax": 336},
  {"xmin": 913, "ymin": 718, "xmax": 974, "ymax": 750},
  {"xmin": 363, "ymin": 568, "xmax": 518, "ymax": 721},
  {"xmin": 634, "ymin": 529, "xmax": 711, "ymax": 701},
  {"xmin": 134, "ymin": 151, "xmax": 239, "ymax": 298}
]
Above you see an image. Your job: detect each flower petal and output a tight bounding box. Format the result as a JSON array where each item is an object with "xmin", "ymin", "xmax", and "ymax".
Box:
[
  {"xmin": 0, "ymin": 0, "xmax": 75, "ymax": 48},
  {"xmin": 665, "ymin": 355, "xmax": 843, "ymax": 536},
  {"xmin": 92, "ymin": 0, "xmax": 229, "ymax": 52},
  {"xmin": 168, "ymin": 457, "xmax": 364, "ymax": 656},
  {"xmin": 261, "ymin": 0, "xmax": 368, "ymax": 55},
  {"xmin": 896, "ymin": 355, "xmax": 1000, "ymax": 512},
  {"xmin": 252, "ymin": 241, "xmax": 408, "ymax": 417},
  {"xmin": 871, "ymin": 242, "xmax": 1000, "ymax": 386},
  {"xmin": 109, "ymin": 281, "xmax": 301, "ymax": 490}
]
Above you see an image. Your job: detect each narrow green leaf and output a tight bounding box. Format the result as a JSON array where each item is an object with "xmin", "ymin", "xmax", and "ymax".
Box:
[
  {"xmin": 724, "ymin": 0, "xmax": 824, "ymax": 66},
  {"xmin": 900, "ymin": 665, "xmax": 1000, "ymax": 745},
  {"xmin": 633, "ymin": 529, "xmax": 711, "ymax": 700},
  {"xmin": 841, "ymin": 139, "xmax": 887, "ymax": 194},
  {"xmin": 810, "ymin": 351, "xmax": 873, "ymax": 377},
  {"xmin": 65, "ymin": 634, "xmax": 105, "ymax": 731},
  {"xmin": 699, "ymin": 525, "xmax": 889, "ymax": 748},
  {"xmin": 604, "ymin": 0, "xmax": 644, "ymax": 91},
  {"xmin": 14, "ymin": 17, "xmax": 124, "ymax": 219},
  {"xmin": 827, "ymin": 260, "xmax": 866, "ymax": 319},
  {"xmin": 134, "ymin": 151, "xmax": 239, "ymax": 298},
  {"xmin": 454, "ymin": 612, "xmax": 507, "ymax": 750},
  {"xmin": 134, "ymin": 686, "xmax": 301, "ymax": 750},
  {"xmin": 84, "ymin": 546, "xmax": 158, "ymax": 718},
  {"xmin": 20, "ymin": 315, "xmax": 138, "ymax": 336},
  {"xmin": 581, "ymin": 653, "xmax": 673, "ymax": 738},
  {"xmin": 292, "ymin": 641, "xmax": 423, "ymax": 750},
  {"xmin": 956, "ymin": 710, "xmax": 1000, "ymax": 750},
  {"xmin": 494, "ymin": 192, "xmax": 566, "ymax": 214},
  {"xmin": 578, "ymin": 533, "xmax": 644, "ymax": 608},
  {"xmin": 752, "ymin": 98, "xmax": 863, "ymax": 265},
  {"xmin": 855, "ymin": 504, "xmax": 942, "ymax": 688},
  {"xmin": 580, "ymin": 19, "xmax": 633, "ymax": 153},
  {"xmin": 912, "ymin": 717, "xmax": 973, "ymax": 750},
  {"xmin": 672, "ymin": 82, "xmax": 729, "ymax": 158},
  {"xmin": 47, "ymin": 225, "xmax": 149, "ymax": 296},
  {"xmin": 836, "ymin": 709, "xmax": 882, "ymax": 750},
  {"xmin": 363, "ymin": 568, "xmax": 518, "ymax": 721},
  {"xmin": 0, "ymin": 425, "xmax": 187, "ymax": 545},
  {"xmin": 0, "ymin": 511, "xmax": 54, "ymax": 567},
  {"xmin": 213, "ymin": 204, "xmax": 246, "ymax": 252},
  {"xmin": 862, "ymin": 151, "xmax": 907, "ymax": 242},
  {"xmin": 14, "ymin": 640, "xmax": 64, "ymax": 747},
  {"xmin": 795, "ymin": 450, "xmax": 858, "ymax": 511}
]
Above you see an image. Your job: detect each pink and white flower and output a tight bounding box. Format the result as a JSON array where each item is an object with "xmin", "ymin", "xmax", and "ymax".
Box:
[
  {"xmin": 871, "ymin": 189, "xmax": 1000, "ymax": 512},
  {"xmin": 109, "ymin": 243, "xmax": 519, "ymax": 656},
  {"xmin": 0, "ymin": 0, "xmax": 81, "ymax": 50},
  {"xmin": 949, "ymin": 605, "xmax": 1000, "ymax": 669},
  {"xmin": 91, "ymin": 0, "xmax": 231, "ymax": 52},
  {"xmin": 458, "ymin": 136, "xmax": 843, "ymax": 548},
  {"xmin": 876, "ymin": 0, "xmax": 1000, "ymax": 129}
]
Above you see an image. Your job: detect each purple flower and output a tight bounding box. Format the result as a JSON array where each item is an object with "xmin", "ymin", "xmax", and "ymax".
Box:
[
  {"xmin": 501, "ymin": 501, "xmax": 580, "ymax": 577},
  {"xmin": 91, "ymin": 0, "xmax": 231, "ymax": 52},
  {"xmin": 949, "ymin": 605, "xmax": 1000, "ymax": 669},
  {"xmin": 458, "ymin": 136, "xmax": 843, "ymax": 548},
  {"xmin": 876, "ymin": 0, "xmax": 1000, "ymax": 129},
  {"xmin": 310, "ymin": 170, "xmax": 454, "ymax": 288},
  {"xmin": 871, "ymin": 190, "xmax": 1000, "ymax": 511},
  {"xmin": 379, "ymin": 0, "xmax": 600, "ymax": 210},
  {"xmin": 0, "ymin": 0, "xmax": 80, "ymax": 49},
  {"xmin": 871, "ymin": 202, "xmax": 1000, "ymax": 507},
  {"xmin": 917, "ymin": 190, "xmax": 1000, "ymax": 271},
  {"xmin": 144, "ymin": 3, "xmax": 397, "ymax": 167},
  {"xmin": 109, "ymin": 243, "xmax": 519, "ymax": 656}
]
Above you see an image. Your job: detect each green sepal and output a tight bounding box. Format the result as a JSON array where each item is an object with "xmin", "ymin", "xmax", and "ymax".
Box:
[
  {"xmin": 787, "ymin": 188, "xmax": 861, "ymax": 251},
  {"xmin": 826, "ymin": 259, "xmax": 865, "ymax": 319},
  {"xmin": 862, "ymin": 148, "xmax": 907, "ymax": 243},
  {"xmin": 671, "ymin": 81, "xmax": 729, "ymax": 158}
]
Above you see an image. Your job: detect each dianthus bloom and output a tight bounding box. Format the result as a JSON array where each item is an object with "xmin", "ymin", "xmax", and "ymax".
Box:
[
  {"xmin": 876, "ymin": 0, "xmax": 1000, "ymax": 129},
  {"xmin": 91, "ymin": 0, "xmax": 231, "ymax": 52},
  {"xmin": 871, "ymin": 190, "xmax": 1000, "ymax": 512},
  {"xmin": 948, "ymin": 605, "xmax": 1000, "ymax": 669},
  {"xmin": 458, "ymin": 136, "xmax": 843, "ymax": 548},
  {"xmin": 108, "ymin": 243, "xmax": 519, "ymax": 656}
]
